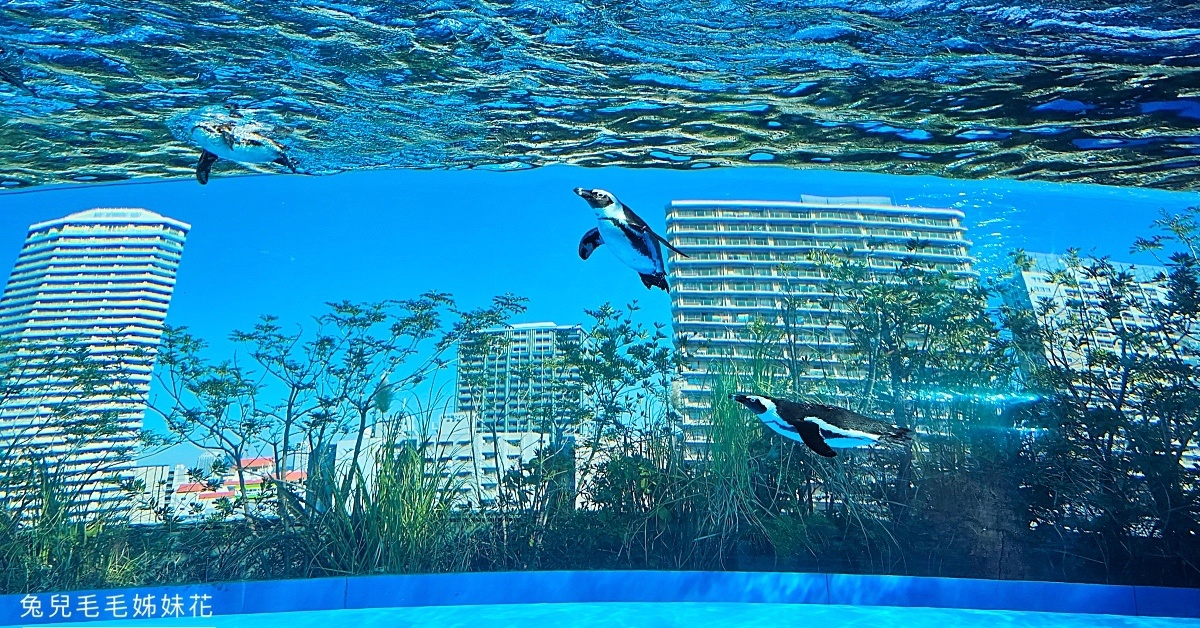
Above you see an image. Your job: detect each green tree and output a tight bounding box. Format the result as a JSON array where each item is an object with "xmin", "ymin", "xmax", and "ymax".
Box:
[
  {"xmin": 1003, "ymin": 208, "xmax": 1200, "ymax": 582},
  {"xmin": 151, "ymin": 293, "xmax": 525, "ymax": 576}
]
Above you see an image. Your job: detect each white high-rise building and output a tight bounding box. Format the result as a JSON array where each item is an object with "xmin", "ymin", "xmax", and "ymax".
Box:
[
  {"xmin": 424, "ymin": 416, "xmax": 549, "ymax": 509},
  {"xmin": 127, "ymin": 463, "xmax": 191, "ymax": 525},
  {"xmin": 0, "ymin": 208, "xmax": 189, "ymax": 517},
  {"xmin": 320, "ymin": 418, "xmax": 558, "ymax": 511},
  {"xmin": 456, "ymin": 322, "xmax": 583, "ymax": 433},
  {"xmin": 1005, "ymin": 252, "xmax": 1200, "ymax": 467},
  {"xmin": 665, "ymin": 195, "xmax": 975, "ymax": 443},
  {"xmin": 1006, "ymin": 252, "xmax": 1175, "ymax": 369}
]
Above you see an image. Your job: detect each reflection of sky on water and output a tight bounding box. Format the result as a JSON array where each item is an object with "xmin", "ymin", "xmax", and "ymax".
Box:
[{"xmin": 1, "ymin": 0, "xmax": 1199, "ymax": 188}]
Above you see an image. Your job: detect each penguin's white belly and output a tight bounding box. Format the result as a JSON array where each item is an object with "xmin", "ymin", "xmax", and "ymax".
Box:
[
  {"xmin": 761, "ymin": 418, "xmax": 801, "ymax": 441},
  {"xmin": 194, "ymin": 133, "xmax": 279, "ymax": 163},
  {"xmin": 757, "ymin": 410, "xmax": 801, "ymax": 441},
  {"xmin": 807, "ymin": 417, "xmax": 881, "ymax": 444},
  {"xmin": 598, "ymin": 220, "xmax": 661, "ymax": 274}
]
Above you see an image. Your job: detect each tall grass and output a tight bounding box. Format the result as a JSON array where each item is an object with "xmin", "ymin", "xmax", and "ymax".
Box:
[
  {"xmin": 290, "ymin": 412, "xmax": 477, "ymax": 576},
  {"xmin": 0, "ymin": 461, "xmax": 146, "ymax": 593},
  {"xmin": 699, "ymin": 371, "xmax": 761, "ymax": 567}
]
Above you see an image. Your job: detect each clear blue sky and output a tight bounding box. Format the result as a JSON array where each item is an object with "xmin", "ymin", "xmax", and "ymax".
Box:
[{"xmin": 1, "ymin": 165, "xmax": 1197, "ymax": 464}]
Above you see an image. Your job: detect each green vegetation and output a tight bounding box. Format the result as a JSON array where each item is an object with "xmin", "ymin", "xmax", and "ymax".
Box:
[{"xmin": 2, "ymin": 212, "xmax": 1199, "ymax": 593}]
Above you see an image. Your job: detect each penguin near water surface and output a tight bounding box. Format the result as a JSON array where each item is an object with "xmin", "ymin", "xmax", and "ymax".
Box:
[
  {"xmin": 574, "ymin": 187, "xmax": 688, "ymax": 291},
  {"xmin": 190, "ymin": 121, "xmax": 296, "ymax": 184},
  {"xmin": 0, "ymin": 47, "xmax": 35, "ymax": 96},
  {"xmin": 730, "ymin": 393, "xmax": 911, "ymax": 458}
]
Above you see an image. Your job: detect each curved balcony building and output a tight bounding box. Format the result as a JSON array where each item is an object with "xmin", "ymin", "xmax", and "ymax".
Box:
[
  {"xmin": 665, "ymin": 195, "xmax": 975, "ymax": 445},
  {"xmin": 0, "ymin": 208, "xmax": 189, "ymax": 518}
]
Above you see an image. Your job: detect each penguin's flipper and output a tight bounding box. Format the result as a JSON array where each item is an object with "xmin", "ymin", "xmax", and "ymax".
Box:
[
  {"xmin": 795, "ymin": 421, "xmax": 837, "ymax": 457},
  {"xmin": 621, "ymin": 204, "xmax": 689, "ymax": 258},
  {"xmin": 649, "ymin": 230, "xmax": 689, "ymax": 258},
  {"xmin": 0, "ymin": 67, "xmax": 34, "ymax": 95},
  {"xmin": 274, "ymin": 155, "xmax": 297, "ymax": 173},
  {"xmin": 196, "ymin": 150, "xmax": 219, "ymax": 185},
  {"xmin": 639, "ymin": 273, "xmax": 670, "ymax": 292},
  {"xmin": 578, "ymin": 227, "xmax": 604, "ymax": 260}
]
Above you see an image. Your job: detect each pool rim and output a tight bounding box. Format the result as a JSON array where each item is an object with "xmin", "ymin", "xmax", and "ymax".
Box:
[{"xmin": 2, "ymin": 570, "xmax": 1198, "ymax": 625}]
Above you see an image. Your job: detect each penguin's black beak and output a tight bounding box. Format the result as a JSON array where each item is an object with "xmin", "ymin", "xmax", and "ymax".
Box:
[
  {"xmin": 730, "ymin": 394, "xmax": 767, "ymax": 414},
  {"xmin": 574, "ymin": 187, "xmax": 595, "ymax": 201}
]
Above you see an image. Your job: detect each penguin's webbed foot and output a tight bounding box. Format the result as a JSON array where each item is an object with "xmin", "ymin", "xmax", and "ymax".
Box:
[
  {"xmin": 195, "ymin": 150, "xmax": 219, "ymax": 185},
  {"xmin": 639, "ymin": 273, "xmax": 670, "ymax": 292}
]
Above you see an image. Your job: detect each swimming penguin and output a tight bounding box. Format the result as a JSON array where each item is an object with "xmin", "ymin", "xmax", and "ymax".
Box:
[
  {"xmin": 730, "ymin": 393, "xmax": 911, "ymax": 458},
  {"xmin": 190, "ymin": 121, "xmax": 297, "ymax": 184},
  {"xmin": 0, "ymin": 47, "xmax": 34, "ymax": 96},
  {"xmin": 574, "ymin": 187, "xmax": 688, "ymax": 291}
]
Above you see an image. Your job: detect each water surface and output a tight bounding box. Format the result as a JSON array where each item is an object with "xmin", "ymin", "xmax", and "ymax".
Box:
[{"xmin": 1, "ymin": 0, "xmax": 1198, "ymax": 189}]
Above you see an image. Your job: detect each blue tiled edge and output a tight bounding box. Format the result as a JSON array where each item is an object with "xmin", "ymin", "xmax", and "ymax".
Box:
[
  {"xmin": 826, "ymin": 574, "xmax": 1140, "ymax": 615},
  {"xmin": 1134, "ymin": 585, "xmax": 1200, "ymax": 618},
  {"xmin": 341, "ymin": 571, "xmax": 830, "ymax": 609},
  {"xmin": 2, "ymin": 571, "xmax": 1196, "ymax": 625},
  {"xmin": 241, "ymin": 576, "xmax": 348, "ymax": 614}
]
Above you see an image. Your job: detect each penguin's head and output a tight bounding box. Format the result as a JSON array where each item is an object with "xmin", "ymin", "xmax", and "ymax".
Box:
[
  {"xmin": 574, "ymin": 187, "xmax": 618, "ymax": 209},
  {"xmin": 731, "ymin": 393, "xmax": 774, "ymax": 416}
]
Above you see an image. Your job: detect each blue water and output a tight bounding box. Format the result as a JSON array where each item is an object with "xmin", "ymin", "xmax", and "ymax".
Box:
[
  {"xmin": 41, "ymin": 603, "xmax": 1200, "ymax": 628},
  {"xmin": 2, "ymin": 0, "xmax": 1199, "ymax": 189},
  {"xmin": 2, "ymin": 166, "xmax": 1197, "ymax": 465}
]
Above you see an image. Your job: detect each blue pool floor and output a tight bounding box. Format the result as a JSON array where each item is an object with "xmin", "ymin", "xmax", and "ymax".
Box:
[{"xmin": 36, "ymin": 602, "xmax": 1200, "ymax": 628}]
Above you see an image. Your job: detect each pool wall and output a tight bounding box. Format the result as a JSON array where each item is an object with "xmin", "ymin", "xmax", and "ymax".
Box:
[{"xmin": 2, "ymin": 571, "xmax": 1198, "ymax": 625}]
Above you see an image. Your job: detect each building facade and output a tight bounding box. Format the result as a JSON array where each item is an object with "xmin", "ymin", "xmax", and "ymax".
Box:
[
  {"xmin": 455, "ymin": 322, "xmax": 583, "ymax": 433},
  {"xmin": 1004, "ymin": 251, "xmax": 1200, "ymax": 467},
  {"xmin": 665, "ymin": 195, "xmax": 975, "ymax": 441},
  {"xmin": 127, "ymin": 463, "xmax": 190, "ymax": 525},
  {"xmin": 315, "ymin": 418, "xmax": 562, "ymax": 511},
  {"xmin": 130, "ymin": 456, "xmax": 308, "ymax": 524},
  {"xmin": 0, "ymin": 208, "xmax": 189, "ymax": 518},
  {"xmin": 426, "ymin": 415, "xmax": 554, "ymax": 509},
  {"xmin": 1005, "ymin": 252, "xmax": 1174, "ymax": 371}
]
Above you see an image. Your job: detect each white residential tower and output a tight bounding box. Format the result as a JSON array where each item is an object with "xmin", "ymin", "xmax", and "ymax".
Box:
[{"xmin": 0, "ymin": 208, "xmax": 189, "ymax": 517}]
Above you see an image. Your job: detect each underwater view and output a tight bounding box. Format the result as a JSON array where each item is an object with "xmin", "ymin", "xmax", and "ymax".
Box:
[{"xmin": 1, "ymin": 0, "xmax": 1200, "ymax": 625}]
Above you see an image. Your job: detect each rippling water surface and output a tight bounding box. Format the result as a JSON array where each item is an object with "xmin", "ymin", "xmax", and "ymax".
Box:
[{"xmin": 1, "ymin": 0, "xmax": 1198, "ymax": 190}]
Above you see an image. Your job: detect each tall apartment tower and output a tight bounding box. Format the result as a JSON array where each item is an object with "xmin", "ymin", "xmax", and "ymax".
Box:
[
  {"xmin": 0, "ymin": 208, "xmax": 190, "ymax": 516},
  {"xmin": 456, "ymin": 322, "xmax": 583, "ymax": 433},
  {"xmin": 665, "ymin": 195, "xmax": 974, "ymax": 441}
]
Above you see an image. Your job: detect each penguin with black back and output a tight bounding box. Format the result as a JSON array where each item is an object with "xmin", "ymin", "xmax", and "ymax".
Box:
[
  {"xmin": 730, "ymin": 393, "xmax": 910, "ymax": 457},
  {"xmin": 574, "ymin": 187, "xmax": 689, "ymax": 291},
  {"xmin": 190, "ymin": 118, "xmax": 297, "ymax": 185},
  {"xmin": 0, "ymin": 46, "xmax": 35, "ymax": 96}
]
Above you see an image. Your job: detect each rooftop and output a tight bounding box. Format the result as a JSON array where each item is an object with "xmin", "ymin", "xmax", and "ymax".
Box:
[
  {"xmin": 668, "ymin": 199, "xmax": 965, "ymax": 219},
  {"xmin": 30, "ymin": 208, "xmax": 192, "ymax": 233}
]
